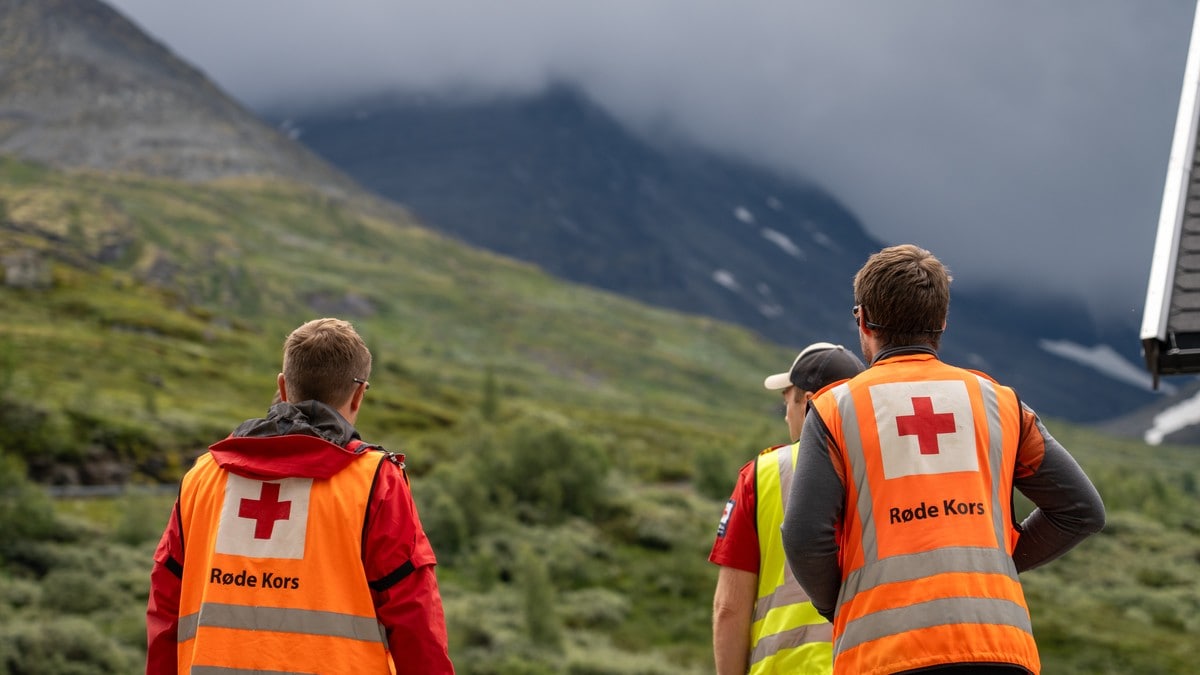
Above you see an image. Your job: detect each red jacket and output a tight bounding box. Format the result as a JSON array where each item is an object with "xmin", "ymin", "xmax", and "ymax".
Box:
[{"xmin": 146, "ymin": 401, "xmax": 453, "ymax": 674}]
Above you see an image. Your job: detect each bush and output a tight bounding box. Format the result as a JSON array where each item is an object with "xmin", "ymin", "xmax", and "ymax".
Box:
[
  {"xmin": 0, "ymin": 401, "xmax": 75, "ymax": 466},
  {"xmin": 0, "ymin": 616, "xmax": 137, "ymax": 674},
  {"xmin": 518, "ymin": 543, "xmax": 561, "ymax": 649},
  {"xmin": 692, "ymin": 443, "xmax": 738, "ymax": 501},
  {"xmin": 559, "ymin": 588, "xmax": 631, "ymax": 629},
  {"xmin": 416, "ymin": 458, "xmax": 490, "ymax": 562},
  {"xmin": 0, "ymin": 577, "xmax": 41, "ymax": 613},
  {"xmin": 0, "ymin": 454, "xmax": 68, "ymax": 564},
  {"xmin": 39, "ymin": 569, "xmax": 121, "ymax": 615},
  {"xmin": 563, "ymin": 633, "xmax": 708, "ymax": 675},
  {"xmin": 477, "ymin": 414, "xmax": 610, "ymax": 525},
  {"xmin": 113, "ymin": 492, "xmax": 170, "ymax": 546}
]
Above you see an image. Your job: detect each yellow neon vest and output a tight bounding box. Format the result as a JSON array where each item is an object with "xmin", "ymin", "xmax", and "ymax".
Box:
[{"xmin": 749, "ymin": 443, "xmax": 833, "ymax": 674}]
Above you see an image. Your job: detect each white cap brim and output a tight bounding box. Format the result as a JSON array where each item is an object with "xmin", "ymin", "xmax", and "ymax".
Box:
[
  {"xmin": 762, "ymin": 342, "xmax": 845, "ymax": 391},
  {"xmin": 763, "ymin": 372, "xmax": 793, "ymax": 390}
]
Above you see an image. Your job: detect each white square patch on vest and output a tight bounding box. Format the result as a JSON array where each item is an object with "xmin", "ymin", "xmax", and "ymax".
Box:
[
  {"xmin": 869, "ymin": 380, "xmax": 978, "ymax": 479},
  {"xmin": 215, "ymin": 474, "xmax": 312, "ymax": 559}
]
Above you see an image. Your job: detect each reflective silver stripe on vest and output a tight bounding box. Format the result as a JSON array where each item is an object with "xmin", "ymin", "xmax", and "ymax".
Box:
[
  {"xmin": 840, "ymin": 546, "xmax": 1019, "ymax": 608},
  {"xmin": 830, "ymin": 384, "xmax": 877, "ymax": 565},
  {"xmin": 192, "ymin": 662, "xmax": 314, "ymax": 667},
  {"xmin": 836, "ymin": 596, "xmax": 1032, "ymax": 655},
  {"xmin": 752, "ymin": 577, "xmax": 814, "ymax": 623},
  {"xmin": 749, "ymin": 621, "xmax": 834, "ymax": 667},
  {"xmin": 178, "ymin": 603, "xmax": 387, "ymax": 645},
  {"xmin": 976, "ymin": 375, "xmax": 1008, "ymax": 541},
  {"xmin": 776, "ymin": 444, "xmax": 795, "ymax": 514}
]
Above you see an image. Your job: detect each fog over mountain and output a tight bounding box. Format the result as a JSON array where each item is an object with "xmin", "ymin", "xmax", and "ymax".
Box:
[
  {"xmin": 2, "ymin": 0, "xmax": 1188, "ymax": 425},
  {"xmin": 105, "ymin": 0, "xmax": 1197, "ymax": 325}
]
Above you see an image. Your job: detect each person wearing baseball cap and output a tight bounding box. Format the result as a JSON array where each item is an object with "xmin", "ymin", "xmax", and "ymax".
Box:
[
  {"xmin": 710, "ymin": 342, "xmax": 864, "ymax": 675},
  {"xmin": 761, "ymin": 342, "xmax": 866, "ymax": 446}
]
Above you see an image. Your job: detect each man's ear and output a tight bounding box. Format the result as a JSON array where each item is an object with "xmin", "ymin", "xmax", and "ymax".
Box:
[
  {"xmin": 276, "ymin": 373, "xmax": 288, "ymax": 402},
  {"xmin": 348, "ymin": 382, "xmax": 365, "ymax": 416},
  {"xmin": 857, "ymin": 314, "xmax": 874, "ymax": 337}
]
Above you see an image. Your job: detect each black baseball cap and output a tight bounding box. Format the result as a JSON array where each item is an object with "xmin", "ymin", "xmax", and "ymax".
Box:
[{"xmin": 763, "ymin": 342, "xmax": 864, "ymax": 392}]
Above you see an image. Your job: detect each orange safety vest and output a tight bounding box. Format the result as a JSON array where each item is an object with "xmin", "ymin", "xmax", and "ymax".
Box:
[
  {"xmin": 749, "ymin": 443, "xmax": 833, "ymax": 674},
  {"xmin": 810, "ymin": 353, "xmax": 1039, "ymax": 675},
  {"xmin": 176, "ymin": 437, "xmax": 394, "ymax": 674}
]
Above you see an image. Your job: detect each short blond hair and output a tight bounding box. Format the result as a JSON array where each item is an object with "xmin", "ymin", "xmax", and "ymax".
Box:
[
  {"xmin": 853, "ymin": 244, "xmax": 951, "ymax": 349},
  {"xmin": 281, "ymin": 318, "xmax": 372, "ymax": 405}
]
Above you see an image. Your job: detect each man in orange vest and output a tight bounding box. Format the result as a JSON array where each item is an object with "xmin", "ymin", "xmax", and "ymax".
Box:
[
  {"xmin": 710, "ymin": 342, "xmax": 864, "ymax": 674},
  {"xmin": 146, "ymin": 318, "xmax": 454, "ymax": 674},
  {"xmin": 780, "ymin": 244, "xmax": 1105, "ymax": 675}
]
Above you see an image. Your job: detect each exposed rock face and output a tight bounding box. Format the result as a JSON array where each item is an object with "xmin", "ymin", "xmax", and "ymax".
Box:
[
  {"xmin": 0, "ymin": 0, "xmax": 358, "ymax": 194},
  {"xmin": 2, "ymin": 247, "xmax": 52, "ymax": 288}
]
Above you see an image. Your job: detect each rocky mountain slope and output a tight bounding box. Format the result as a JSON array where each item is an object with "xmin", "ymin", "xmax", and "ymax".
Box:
[
  {"xmin": 269, "ymin": 89, "xmax": 1162, "ymax": 423},
  {"xmin": 0, "ymin": 0, "xmax": 357, "ymax": 194}
]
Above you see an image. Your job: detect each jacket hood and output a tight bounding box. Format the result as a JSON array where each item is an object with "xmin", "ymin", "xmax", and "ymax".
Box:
[{"xmin": 208, "ymin": 401, "xmax": 368, "ymax": 480}]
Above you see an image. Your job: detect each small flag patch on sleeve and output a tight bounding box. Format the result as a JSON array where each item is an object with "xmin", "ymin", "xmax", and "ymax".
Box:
[{"xmin": 717, "ymin": 499, "xmax": 735, "ymax": 538}]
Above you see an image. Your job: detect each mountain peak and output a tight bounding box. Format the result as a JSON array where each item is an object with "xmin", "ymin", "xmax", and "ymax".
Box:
[
  {"xmin": 278, "ymin": 84, "xmax": 1162, "ymax": 423},
  {"xmin": 0, "ymin": 0, "xmax": 356, "ymax": 192}
]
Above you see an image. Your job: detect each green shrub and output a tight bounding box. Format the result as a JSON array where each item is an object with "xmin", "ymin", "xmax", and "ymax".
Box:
[
  {"xmin": 0, "ymin": 616, "xmax": 137, "ymax": 674},
  {"xmin": 562, "ymin": 633, "xmax": 708, "ymax": 675},
  {"xmin": 518, "ymin": 543, "xmax": 561, "ymax": 649},
  {"xmin": 559, "ymin": 588, "xmax": 631, "ymax": 629},
  {"xmin": 0, "ymin": 454, "xmax": 68, "ymax": 564},
  {"xmin": 692, "ymin": 443, "xmax": 738, "ymax": 501},
  {"xmin": 0, "ymin": 577, "xmax": 40, "ymax": 612},
  {"xmin": 0, "ymin": 402, "xmax": 74, "ymax": 465},
  {"xmin": 39, "ymin": 569, "xmax": 121, "ymax": 615},
  {"xmin": 476, "ymin": 414, "xmax": 610, "ymax": 525},
  {"xmin": 416, "ymin": 458, "xmax": 490, "ymax": 562},
  {"xmin": 112, "ymin": 492, "xmax": 171, "ymax": 546}
]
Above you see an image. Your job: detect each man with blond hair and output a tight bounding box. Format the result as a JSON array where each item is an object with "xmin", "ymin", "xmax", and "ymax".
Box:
[
  {"xmin": 147, "ymin": 318, "xmax": 453, "ymax": 674},
  {"xmin": 781, "ymin": 245, "xmax": 1105, "ymax": 675}
]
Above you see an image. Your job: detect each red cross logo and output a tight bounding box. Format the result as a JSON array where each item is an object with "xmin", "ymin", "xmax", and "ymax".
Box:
[
  {"xmin": 896, "ymin": 396, "xmax": 956, "ymax": 455},
  {"xmin": 238, "ymin": 482, "xmax": 292, "ymax": 540}
]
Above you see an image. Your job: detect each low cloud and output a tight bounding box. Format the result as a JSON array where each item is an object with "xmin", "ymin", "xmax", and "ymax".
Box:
[{"xmin": 110, "ymin": 0, "xmax": 1196, "ymax": 321}]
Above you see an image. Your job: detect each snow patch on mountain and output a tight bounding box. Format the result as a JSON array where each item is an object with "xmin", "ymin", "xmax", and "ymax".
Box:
[
  {"xmin": 1039, "ymin": 339, "xmax": 1171, "ymax": 394},
  {"xmin": 758, "ymin": 302, "xmax": 784, "ymax": 318},
  {"xmin": 1144, "ymin": 389, "xmax": 1200, "ymax": 445},
  {"xmin": 713, "ymin": 269, "xmax": 740, "ymax": 291},
  {"xmin": 812, "ymin": 231, "xmax": 837, "ymax": 250},
  {"xmin": 761, "ymin": 228, "xmax": 803, "ymax": 258}
]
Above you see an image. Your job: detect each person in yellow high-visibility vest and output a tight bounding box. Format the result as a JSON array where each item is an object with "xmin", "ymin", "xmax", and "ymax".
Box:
[{"xmin": 710, "ymin": 342, "xmax": 864, "ymax": 674}]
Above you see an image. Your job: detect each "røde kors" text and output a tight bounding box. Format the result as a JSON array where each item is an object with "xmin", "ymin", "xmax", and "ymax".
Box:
[{"xmin": 889, "ymin": 498, "xmax": 985, "ymax": 524}]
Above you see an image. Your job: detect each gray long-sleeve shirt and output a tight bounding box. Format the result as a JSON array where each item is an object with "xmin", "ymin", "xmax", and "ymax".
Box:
[{"xmin": 779, "ymin": 352, "xmax": 1106, "ymax": 621}]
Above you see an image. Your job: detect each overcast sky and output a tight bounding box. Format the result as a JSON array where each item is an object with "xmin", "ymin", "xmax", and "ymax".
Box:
[{"xmin": 107, "ymin": 0, "xmax": 1197, "ymax": 325}]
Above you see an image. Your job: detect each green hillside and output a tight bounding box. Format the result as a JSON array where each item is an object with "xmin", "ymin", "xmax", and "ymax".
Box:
[
  {"xmin": 0, "ymin": 155, "xmax": 786, "ymax": 480},
  {"xmin": 0, "ymin": 156, "xmax": 1197, "ymax": 673}
]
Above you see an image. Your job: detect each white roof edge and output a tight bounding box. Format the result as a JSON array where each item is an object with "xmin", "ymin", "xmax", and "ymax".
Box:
[{"xmin": 1142, "ymin": 0, "xmax": 1200, "ymax": 343}]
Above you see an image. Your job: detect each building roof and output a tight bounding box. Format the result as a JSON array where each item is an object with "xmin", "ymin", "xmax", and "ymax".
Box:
[{"xmin": 1142, "ymin": 2, "xmax": 1200, "ymax": 389}]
